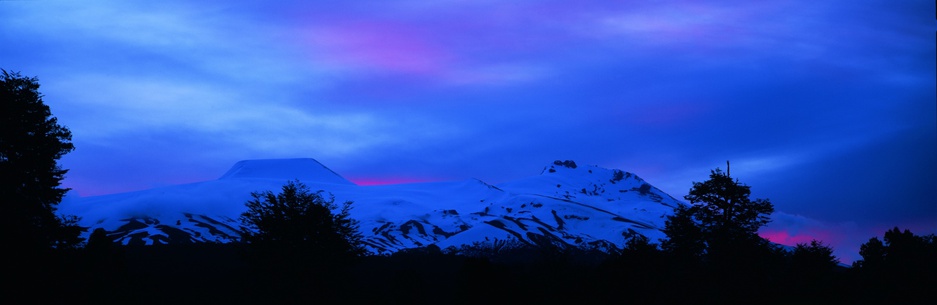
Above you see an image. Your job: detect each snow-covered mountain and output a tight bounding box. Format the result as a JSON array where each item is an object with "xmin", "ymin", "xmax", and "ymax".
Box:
[{"xmin": 58, "ymin": 158, "xmax": 682, "ymax": 254}]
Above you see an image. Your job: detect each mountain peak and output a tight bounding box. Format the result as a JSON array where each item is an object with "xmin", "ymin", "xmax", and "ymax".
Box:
[
  {"xmin": 64, "ymin": 158, "xmax": 683, "ymax": 251},
  {"xmin": 540, "ymin": 160, "xmax": 640, "ymax": 181},
  {"xmin": 540, "ymin": 160, "xmax": 578, "ymax": 175},
  {"xmin": 218, "ymin": 158, "xmax": 354, "ymax": 185}
]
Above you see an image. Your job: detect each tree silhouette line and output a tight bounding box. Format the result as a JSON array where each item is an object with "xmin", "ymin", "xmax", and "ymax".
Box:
[{"xmin": 3, "ymin": 70, "xmax": 935, "ymax": 304}]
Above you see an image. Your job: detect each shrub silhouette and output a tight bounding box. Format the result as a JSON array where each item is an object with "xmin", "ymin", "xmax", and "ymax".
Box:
[
  {"xmin": 852, "ymin": 227, "xmax": 937, "ymax": 304},
  {"xmin": 240, "ymin": 180, "xmax": 366, "ymax": 259}
]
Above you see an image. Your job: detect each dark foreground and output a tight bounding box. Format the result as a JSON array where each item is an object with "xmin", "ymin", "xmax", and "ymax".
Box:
[{"xmin": 4, "ymin": 243, "xmax": 934, "ymax": 305}]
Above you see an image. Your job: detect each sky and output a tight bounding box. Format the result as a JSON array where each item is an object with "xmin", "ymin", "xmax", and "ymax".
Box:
[{"xmin": 2, "ymin": 0, "xmax": 934, "ymax": 264}]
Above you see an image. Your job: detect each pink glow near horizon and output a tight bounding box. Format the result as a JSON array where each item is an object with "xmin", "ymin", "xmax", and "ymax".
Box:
[
  {"xmin": 348, "ymin": 177, "xmax": 438, "ymax": 186},
  {"xmin": 759, "ymin": 226, "xmax": 861, "ymax": 264},
  {"xmin": 760, "ymin": 229, "xmax": 832, "ymax": 247}
]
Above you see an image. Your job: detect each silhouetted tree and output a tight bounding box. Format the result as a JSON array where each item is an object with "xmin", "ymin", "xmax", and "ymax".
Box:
[
  {"xmin": 240, "ymin": 180, "xmax": 366, "ymax": 258},
  {"xmin": 658, "ymin": 166, "xmax": 779, "ymax": 304},
  {"xmin": 852, "ymin": 227, "xmax": 937, "ymax": 305},
  {"xmin": 238, "ymin": 180, "xmax": 366, "ymax": 302},
  {"xmin": 788, "ymin": 240, "xmax": 839, "ymax": 299},
  {"xmin": 684, "ymin": 168, "xmax": 774, "ymax": 240},
  {"xmin": 82, "ymin": 228, "xmax": 128, "ymax": 302},
  {"xmin": 1, "ymin": 69, "xmax": 85, "ymax": 304},
  {"xmin": 882, "ymin": 227, "xmax": 929, "ymax": 270},
  {"xmin": 621, "ymin": 234, "xmax": 658, "ymax": 255},
  {"xmin": 85, "ymin": 228, "xmax": 121, "ymax": 256},
  {"xmin": 854, "ymin": 236, "xmax": 885, "ymax": 269},
  {"xmin": 854, "ymin": 227, "xmax": 936, "ymax": 272},
  {"xmin": 617, "ymin": 234, "xmax": 666, "ymax": 302},
  {"xmin": 661, "ymin": 167, "xmax": 775, "ymax": 260},
  {"xmin": 1, "ymin": 70, "xmax": 83, "ymax": 251},
  {"xmin": 660, "ymin": 204, "xmax": 706, "ymax": 261},
  {"xmin": 791, "ymin": 240, "xmax": 838, "ymax": 273}
]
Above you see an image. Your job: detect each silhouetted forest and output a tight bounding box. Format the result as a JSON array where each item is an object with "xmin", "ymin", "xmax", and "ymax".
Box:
[
  {"xmin": 8, "ymin": 169, "xmax": 934, "ymax": 304},
  {"xmin": 4, "ymin": 229, "xmax": 936, "ymax": 305}
]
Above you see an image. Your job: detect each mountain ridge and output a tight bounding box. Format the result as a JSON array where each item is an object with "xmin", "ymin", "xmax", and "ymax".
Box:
[{"xmin": 58, "ymin": 158, "xmax": 683, "ymax": 253}]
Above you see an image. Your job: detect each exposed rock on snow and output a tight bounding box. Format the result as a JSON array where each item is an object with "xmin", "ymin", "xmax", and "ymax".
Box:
[{"xmin": 59, "ymin": 159, "xmax": 683, "ymax": 254}]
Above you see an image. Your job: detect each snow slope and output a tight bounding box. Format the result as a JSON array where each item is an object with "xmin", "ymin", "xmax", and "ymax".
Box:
[{"xmin": 58, "ymin": 159, "xmax": 682, "ymax": 253}]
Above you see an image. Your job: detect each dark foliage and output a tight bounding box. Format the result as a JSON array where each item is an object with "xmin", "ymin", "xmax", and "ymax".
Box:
[
  {"xmin": 9, "ymin": 225, "xmax": 935, "ymax": 305},
  {"xmin": 236, "ymin": 180, "xmax": 366, "ymax": 302},
  {"xmin": 850, "ymin": 227, "xmax": 937, "ymax": 304},
  {"xmin": 684, "ymin": 168, "xmax": 774, "ymax": 238},
  {"xmin": 660, "ymin": 204, "xmax": 706, "ymax": 260},
  {"xmin": 654, "ymin": 166, "xmax": 799, "ymax": 304},
  {"xmin": 1, "ymin": 69, "xmax": 83, "ymax": 253},
  {"xmin": 1, "ymin": 70, "xmax": 86, "ymax": 303},
  {"xmin": 855, "ymin": 236, "xmax": 886, "ymax": 269},
  {"xmin": 791, "ymin": 240, "xmax": 839, "ymax": 274},
  {"xmin": 785, "ymin": 240, "xmax": 842, "ymax": 301},
  {"xmin": 239, "ymin": 179, "xmax": 366, "ymax": 259},
  {"xmin": 661, "ymin": 167, "xmax": 776, "ymax": 264}
]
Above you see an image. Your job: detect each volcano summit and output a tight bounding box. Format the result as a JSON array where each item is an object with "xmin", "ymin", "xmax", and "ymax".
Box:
[{"xmin": 59, "ymin": 159, "xmax": 682, "ymax": 253}]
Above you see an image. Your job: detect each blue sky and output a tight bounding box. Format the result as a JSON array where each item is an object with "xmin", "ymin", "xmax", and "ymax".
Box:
[{"xmin": 2, "ymin": 0, "xmax": 934, "ymax": 263}]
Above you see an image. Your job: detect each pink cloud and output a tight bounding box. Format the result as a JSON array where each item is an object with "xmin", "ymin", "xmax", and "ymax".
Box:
[{"xmin": 304, "ymin": 21, "xmax": 453, "ymax": 76}]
